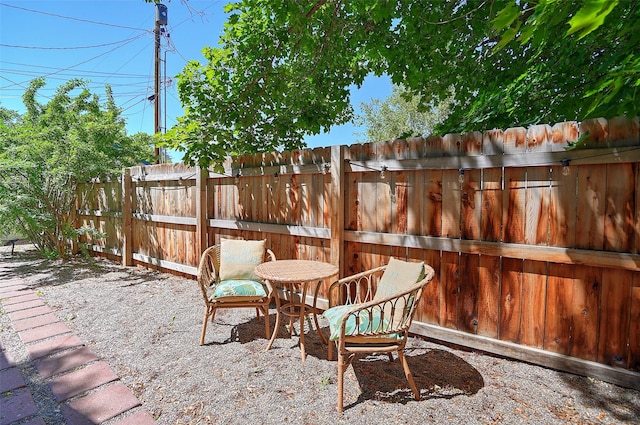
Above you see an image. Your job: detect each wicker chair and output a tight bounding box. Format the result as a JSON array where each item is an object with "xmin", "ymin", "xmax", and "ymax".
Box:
[
  {"xmin": 323, "ymin": 258, "xmax": 435, "ymax": 412},
  {"xmin": 197, "ymin": 241, "xmax": 276, "ymax": 345}
]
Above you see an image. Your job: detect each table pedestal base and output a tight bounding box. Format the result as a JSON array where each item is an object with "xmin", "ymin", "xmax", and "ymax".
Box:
[{"xmin": 266, "ymin": 281, "xmax": 326, "ymax": 361}]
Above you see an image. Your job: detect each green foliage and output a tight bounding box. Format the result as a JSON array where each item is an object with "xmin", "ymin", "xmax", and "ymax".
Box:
[
  {"xmin": 164, "ymin": 0, "xmax": 638, "ymax": 167},
  {"xmin": 0, "ymin": 79, "xmax": 153, "ymax": 258},
  {"xmin": 566, "ymin": 0, "xmax": 619, "ymax": 39},
  {"xmin": 355, "ymin": 84, "xmax": 452, "ymax": 142},
  {"xmin": 163, "ymin": 0, "xmax": 386, "ymax": 168},
  {"xmin": 489, "ymin": 0, "xmax": 638, "ymax": 124}
]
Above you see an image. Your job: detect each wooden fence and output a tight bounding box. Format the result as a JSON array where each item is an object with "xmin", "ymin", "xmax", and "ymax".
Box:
[{"xmin": 76, "ymin": 116, "xmax": 640, "ymax": 390}]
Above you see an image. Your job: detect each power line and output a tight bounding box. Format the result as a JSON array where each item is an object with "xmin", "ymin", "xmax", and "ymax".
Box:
[
  {"xmin": 0, "ymin": 2, "xmax": 150, "ymax": 32},
  {"xmin": 1, "ymin": 62, "xmax": 151, "ymax": 78},
  {"xmin": 0, "ymin": 69, "xmax": 151, "ymax": 82},
  {"xmin": 0, "ymin": 2, "xmax": 220, "ymax": 141},
  {"xmin": 120, "ymin": 97, "xmax": 148, "ymax": 113},
  {"xmin": 161, "ymin": 1, "xmax": 223, "ymax": 64},
  {"xmin": 165, "ymin": 35, "xmax": 191, "ymax": 64},
  {"xmin": 0, "ymin": 75, "xmax": 53, "ymax": 100},
  {"xmin": 1, "ymin": 83, "xmax": 152, "ymax": 92},
  {"xmin": 0, "ymin": 34, "xmax": 147, "ymax": 90},
  {"xmin": 0, "ymin": 35, "xmax": 147, "ymax": 50},
  {"xmin": 93, "ymin": 41, "xmax": 154, "ymax": 87}
]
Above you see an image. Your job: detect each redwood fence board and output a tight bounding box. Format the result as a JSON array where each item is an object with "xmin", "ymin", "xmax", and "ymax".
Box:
[
  {"xmin": 521, "ymin": 259, "xmax": 546, "ymax": 349},
  {"xmin": 477, "ymin": 254, "xmax": 500, "ymax": 339},
  {"xmin": 499, "ymin": 257, "xmax": 523, "ymax": 344}
]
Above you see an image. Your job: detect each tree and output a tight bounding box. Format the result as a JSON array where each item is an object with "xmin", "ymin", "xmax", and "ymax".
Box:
[
  {"xmin": 355, "ymin": 84, "xmax": 452, "ymax": 143},
  {"xmin": 0, "ymin": 79, "xmax": 154, "ymax": 258},
  {"xmin": 163, "ymin": 0, "xmax": 638, "ymax": 168}
]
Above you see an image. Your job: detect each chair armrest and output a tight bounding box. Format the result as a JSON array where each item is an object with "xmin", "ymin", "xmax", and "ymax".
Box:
[
  {"xmin": 266, "ymin": 249, "xmax": 277, "ymax": 262},
  {"xmin": 327, "ymin": 265, "xmax": 387, "ymax": 307},
  {"xmin": 335, "ymin": 266, "xmax": 435, "ymax": 340},
  {"xmin": 260, "ymin": 249, "xmax": 277, "ymax": 295},
  {"xmin": 197, "ymin": 246, "xmax": 220, "ymax": 302},
  {"xmin": 336, "ymin": 283, "xmax": 418, "ymax": 338}
]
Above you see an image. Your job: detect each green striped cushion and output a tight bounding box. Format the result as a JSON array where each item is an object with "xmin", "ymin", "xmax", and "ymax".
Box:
[
  {"xmin": 323, "ymin": 305, "xmax": 395, "ymax": 341},
  {"xmin": 212, "ymin": 279, "xmax": 267, "ymax": 299}
]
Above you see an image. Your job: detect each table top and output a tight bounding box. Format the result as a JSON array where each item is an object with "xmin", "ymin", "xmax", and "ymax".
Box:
[{"xmin": 254, "ymin": 260, "xmax": 338, "ymax": 283}]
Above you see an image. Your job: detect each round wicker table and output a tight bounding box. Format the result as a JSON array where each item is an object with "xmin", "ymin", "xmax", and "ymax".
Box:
[{"xmin": 254, "ymin": 260, "xmax": 339, "ymax": 361}]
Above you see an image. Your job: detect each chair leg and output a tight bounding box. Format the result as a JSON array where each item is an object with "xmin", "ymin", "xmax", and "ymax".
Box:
[
  {"xmin": 200, "ymin": 308, "xmax": 211, "ymax": 345},
  {"xmin": 328, "ymin": 340, "xmax": 334, "ymax": 361},
  {"xmin": 337, "ymin": 352, "xmax": 345, "ymax": 412},
  {"xmin": 262, "ymin": 306, "xmax": 271, "ymax": 339},
  {"xmin": 397, "ymin": 349, "xmax": 420, "ymax": 401}
]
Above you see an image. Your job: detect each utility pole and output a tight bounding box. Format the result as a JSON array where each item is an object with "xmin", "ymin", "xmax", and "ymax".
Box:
[{"xmin": 154, "ymin": 4, "xmax": 168, "ymax": 163}]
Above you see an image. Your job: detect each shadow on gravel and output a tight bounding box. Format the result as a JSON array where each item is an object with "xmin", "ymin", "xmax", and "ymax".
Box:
[
  {"xmin": 201, "ymin": 313, "xmax": 281, "ymax": 346},
  {"xmin": 202, "ymin": 311, "xmax": 326, "ymax": 349},
  {"xmin": 0, "ymin": 249, "xmax": 171, "ymax": 289},
  {"xmin": 234, "ymin": 320, "xmax": 485, "ymax": 410},
  {"xmin": 343, "ymin": 348, "xmax": 484, "ymax": 410},
  {"xmin": 559, "ymin": 372, "xmax": 640, "ymax": 423}
]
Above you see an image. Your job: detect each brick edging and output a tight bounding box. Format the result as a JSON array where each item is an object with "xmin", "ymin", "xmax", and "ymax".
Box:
[{"xmin": 1, "ymin": 276, "xmax": 157, "ymax": 425}]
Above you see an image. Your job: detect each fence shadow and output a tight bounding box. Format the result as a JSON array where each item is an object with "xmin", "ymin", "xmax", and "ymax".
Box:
[
  {"xmin": 559, "ymin": 373, "xmax": 640, "ymax": 423},
  {"xmin": 0, "ymin": 248, "xmax": 167, "ymax": 288}
]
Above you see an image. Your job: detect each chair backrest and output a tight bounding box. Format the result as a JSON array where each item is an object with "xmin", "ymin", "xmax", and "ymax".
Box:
[
  {"xmin": 197, "ymin": 245, "xmax": 221, "ymax": 303},
  {"xmin": 372, "ymin": 258, "xmax": 434, "ymax": 330},
  {"xmin": 196, "ymin": 240, "xmax": 276, "ymax": 303},
  {"xmin": 210, "ymin": 244, "xmax": 222, "ymax": 279},
  {"xmin": 373, "ymin": 257, "xmax": 425, "ymax": 301},
  {"xmin": 394, "ymin": 264, "xmax": 435, "ymax": 329}
]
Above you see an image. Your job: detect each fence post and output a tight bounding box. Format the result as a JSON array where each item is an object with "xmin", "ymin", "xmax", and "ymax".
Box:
[
  {"xmin": 121, "ymin": 168, "xmax": 133, "ymax": 266},
  {"xmin": 330, "ymin": 145, "xmax": 345, "ymax": 275},
  {"xmin": 196, "ymin": 166, "xmax": 209, "ymax": 260},
  {"xmin": 70, "ymin": 186, "xmax": 79, "ymax": 255}
]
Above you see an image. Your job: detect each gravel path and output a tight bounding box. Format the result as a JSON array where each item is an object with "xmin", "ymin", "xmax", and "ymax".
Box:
[{"xmin": 1, "ymin": 245, "xmax": 639, "ymax": 425}]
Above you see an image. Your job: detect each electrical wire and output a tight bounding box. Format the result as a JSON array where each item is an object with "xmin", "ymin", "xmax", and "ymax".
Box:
[
  {"xmin": 120, "ymin": 97, "xmax": 148, "ymax": 113},
  {"xmin": 1, "ymin": 61, "xmax": 151, "ymax": 78},
  {"xmin": 93, "ymin": 41, "xmax": 155, "ymax": 88},
  {"xmin": 0, "ymin": 35, "xmax": 147, "ymax": 50},
  {"xmin": 0, "ymin": 69, "xmax": 151, "ymax": 85},
  {"xmin": 0, "ymin": 2, "xmax": 150, "ymax": 32},
  {"xmin": 160, "ymin": 0, "xmax": 224, "ymax": 65},
  {"xmin": 0, "ymin": 75, "xmax": 52, "ymax": 100},
  {"xmin": 0, "ymin": 1, "xmax": 224, "ymax": 138},
  {"xmin": 0, "ymin": 34, "xmax": 147, "ymax": 90}
]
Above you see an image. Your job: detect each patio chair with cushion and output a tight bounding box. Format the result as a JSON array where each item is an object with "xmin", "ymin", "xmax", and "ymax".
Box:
[
  {"xmin": 197, "ymin": 238, "xmax": 276, "ymax": 345},
  {"xmin": 323, "ymin": 257, "xmax": 436, "ymax": 411}
]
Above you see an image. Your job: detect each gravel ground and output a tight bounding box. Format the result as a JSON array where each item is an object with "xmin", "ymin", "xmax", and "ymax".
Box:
[{"xmin": 1, "ymin": 245, "xmax": 639, "ymax": 425}]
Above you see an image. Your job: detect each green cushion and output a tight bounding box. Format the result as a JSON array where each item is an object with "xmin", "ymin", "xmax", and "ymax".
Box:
[
  {"xmin": 323, "ymin": 304, "xmax": 392, "ymax": 341},
  {"xmin": 374, "ymin": 257, "xmax": 425, "ymax": 301},
  {"xmin": 212, "ymin": 279, "xmax": 268, "ymax": 299},
  {"xmin": 219, "ymin": 238, "xmax": 265, "ymax": 281}
]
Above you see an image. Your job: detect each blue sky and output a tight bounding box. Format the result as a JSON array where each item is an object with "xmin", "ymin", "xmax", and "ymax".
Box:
[{"xmin": 0, "ymin": 1, "xmax": 391, "ymax": 162}]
